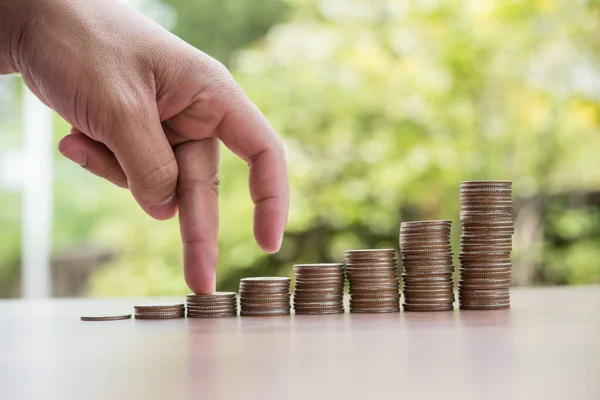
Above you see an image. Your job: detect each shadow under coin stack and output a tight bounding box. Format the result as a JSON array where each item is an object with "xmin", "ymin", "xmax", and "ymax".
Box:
[
  {"xmin": 400, "ymin": 221, "xmax": 455, "ymax": 311},
  {"xmin": 293, "ymin": 264, "xmax": 345, "ymax": 315},
  {"xmin": 459, "ymin": 180, "xmax": 513, "ymax": 310},
  {"xmin": 239, "ymin": 277, "xmax": 291, "ymax": 317},
  {"xmin": 134, "ymin": 303, "xmax": 185, "ymax": 319},
  {"xmin": 345, "ymin": 249, "xmax": 400, "ymax": 313},
  {"xmin": 186, "ymin": 292, "xmax": 238, "ymax": 318}
]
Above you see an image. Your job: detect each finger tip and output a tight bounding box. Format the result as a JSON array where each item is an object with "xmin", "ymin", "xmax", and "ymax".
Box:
[
  {"xmin": 256, "ymin": 230, "xmax": 283, "ymax": 254},
  {"xmin": 186, "ymin": 276, "xmax": 216, "ymax": 295},
  {"xmin": 183, "ymin": 242, "xmax": 217, "ymax": 294},
  {"xmin": 185, "ymin": 267, "xmax": 216, "ymax": 294},
  {"xmin": 253, "ymin": 201, "xmax": 288, "ymax": 254}
]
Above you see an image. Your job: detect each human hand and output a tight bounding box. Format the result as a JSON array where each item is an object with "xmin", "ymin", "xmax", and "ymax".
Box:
[{"xmin": 1, "ymin": 0, "xmax": 289, "ymax": 293}]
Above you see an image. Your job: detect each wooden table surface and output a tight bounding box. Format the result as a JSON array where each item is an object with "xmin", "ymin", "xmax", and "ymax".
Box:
[{"xmin": 0, "ymin": 286, "xmax": 599, "ymax": 400}]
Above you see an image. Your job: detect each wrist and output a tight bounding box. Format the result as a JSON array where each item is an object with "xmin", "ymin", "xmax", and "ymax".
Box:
[{"xmin": 0, "ymin": 0, "xmax": 34, "ymax": 74}]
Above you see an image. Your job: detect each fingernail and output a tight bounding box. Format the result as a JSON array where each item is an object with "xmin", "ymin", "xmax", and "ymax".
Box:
[
  {"xmin": 62, "ymin": 149, "xmax": 87, "ymax": 167},
  {"xmin": 148, "ymin": 192, "xmax": 176, "ymax": 214}
]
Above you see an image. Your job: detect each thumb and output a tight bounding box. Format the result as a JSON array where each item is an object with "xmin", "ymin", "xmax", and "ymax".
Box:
[{"xmin": 108, "ymin": 104, "xmax": 178, "ymax": 220}]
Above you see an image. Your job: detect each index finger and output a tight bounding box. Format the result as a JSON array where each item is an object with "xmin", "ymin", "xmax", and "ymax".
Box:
[
  {"xmin": 175, "ymin": 138, "xmax": 220, "ymax": 294},
  {"xmin": 217, "ymin": 97, "xmax": 289, "ymax": 254}
]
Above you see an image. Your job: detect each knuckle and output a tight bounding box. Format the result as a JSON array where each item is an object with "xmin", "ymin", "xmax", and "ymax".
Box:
[
  {"xmin": 110, "ymin": 88, "xmax": 146, "ymax": 120},
  {"xmin": 203, "ymin": 60, "xmax": 243, "ymax": 104},
  {"xmin": 95, "ymin": 86, "xmax": 147, "ymax": 147},
  {"xmin": 179, "ymin": 172, "xmax": 220, "ymax": 197},
  {"xmin": 205, "ymin": 58, "xmax": 231, "ymax": 82}
]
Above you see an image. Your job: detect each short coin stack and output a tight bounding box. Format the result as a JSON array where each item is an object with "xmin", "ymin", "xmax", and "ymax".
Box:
[
  {"xmin": 239, "ymin": 277, "xmax": 291, "ymax": 317},
  {"xmin": 293, "ymin": 264, "xmax": 345, "ymax": 315},
  {"xmin": 345, "ymin": 249, "xmax": 400, "ymax": 313},
  {"xmin": 459, "ymin": 180, "xmax": 513, "ymax": 310},
  {"xmin": 134, "ymin": 303, "xmax": 185, "ymax": 319},
  {"xmin": 186, "ymin": 292, "xmax": 237, "ymax": 318},
  {"xmin": 400, "ymin": 221, "xmax": 455, "ymax": 311}
]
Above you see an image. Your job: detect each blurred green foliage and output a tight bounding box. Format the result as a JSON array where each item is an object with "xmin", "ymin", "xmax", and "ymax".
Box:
[{"xmin": 1, "ymin": 0, "xmax": 600, "ymax": 297}]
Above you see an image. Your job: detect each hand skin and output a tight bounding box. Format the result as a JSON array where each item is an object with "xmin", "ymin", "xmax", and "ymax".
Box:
[{"xmin": 0, "ymin": 0, "xmax": 289, "ymax": 293}]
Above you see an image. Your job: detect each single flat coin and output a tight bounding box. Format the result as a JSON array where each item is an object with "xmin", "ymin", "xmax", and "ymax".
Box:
[
  {"xmin": 401, "ymin": 219, "xmax": 452, "ymax": 224},
  {"xmin": 404, "ymin": 297, "xmax": 455, "ymax": 305},
  {"xmin": 186, "ymin": 307, "xmax": 237, "ymax": 313},
  {"xmin": 134, "ymin": 310, "xmax": 185, "ymax": 316},
  {"xmin": 293, "ymin": 263, "xmax": 343, "ymax": 268},
  {"xmin": 80, "ymin": 314, "xmax": 132, "ymax": 322},
  {"xmin": 403, "ymin": 303, "xmax": 454, "ymax": 312},
  {"xmin": 240, "ymin": 309, "xmax": 291, "ymax": 317},
  {"xmin": 461, "ymin": 180, "xmax": 512, "ymax": 185},
  {"xmin": 241, "ymin": 277, "xmax": 290, "ymax": 282},
  {"xmin": 186, "ymin": 292, "xmax": 236, "ymax": 298},
  {"xmin": 295, "ymin": 309, "xmax": 345, "ymax": 315},
  {"xmin": 459, "ymin": 303, "xmax": 510, "ymax": 310},
  {"xmin": 240, "ymin": 302, "xmax": 290, "ymax": 309},
  {"xmin": 349, "ymin": 308, "xmax": 400, "ymax": 314},
  {"xmin": 134, "ymin": 303, "xmax": 184, "ymax": 311},
  {"xmin": 187, "ymin": 301, "xmax": 237, "ymax": 309},
  {"xmin": 187, "ymin": 312, "xmax": 237, "ymax": 318},
  {"xmin": 401, "ymin": 274, "xmax": 452, "ymax": 281},
  {"xmin": 240, "ymin": 300, "xmax": 290, "ymax": 307},
  {"xmin": 134, "ymin": 314, "xmax": 184, "ymax": 320}
]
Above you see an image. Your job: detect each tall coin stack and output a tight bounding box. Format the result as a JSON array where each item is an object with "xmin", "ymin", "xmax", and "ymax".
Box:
[
  {"xmin": 134, "ymin": 303, "xmax": 185, "ymax": 319},
  {"xmin": 459, "ymin": 180, "xmax": 512, "ymax": 310},
  {"xmin": 293, "ymin": 264, "xmax": 345, "ymax": 315},
  {"xmin": 345, "ymin": 249, "xmax": 400, "ymax": 313},
  {"xmin": 239, "ymin": 277, "xmax": 291, "ymax": 317},
  {"xmin": 186, "ymin": 292, "xmax": 238, "ymax": 318},
  {"xmin": 400, "ymin": 221, "xmax": 455, "ymax": 311}
]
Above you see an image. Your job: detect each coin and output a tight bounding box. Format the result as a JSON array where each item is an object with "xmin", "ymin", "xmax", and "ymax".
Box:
[
  {"xmin": 134, "ymin": 303, "xmax": 184, "ymax": 311},
  {"xmin": 80, "ymin": 314, "xmax": 132, "ymax": 322},
  {"xmin": 295, "ymin": 309, "xmax": 344, "ymax": 315},
  {"xmin": 187, "ymin": 312, "xmax": 237, "ymax": 318},
  {"xmin": 241, "ymin": 277, "xmax": 291, "ymax": 283},
  {"xmin": 186, "ymin": 292, "xmax": 236, "ymax": 298},
  {"xmin": 134, "ymin": 313, "xmax": 185, "ymax": 320},
  {"xmin": 350, "ymin": 308, "xmax": 400, "ymax": 314},
  {"xmin": 240, "ymin": 309, "xmax": 291, "ymax": 317},
  {"xmin": 459, "ymin": 303, "xmax": 510, "ymax": 310},
  {"xmin": 403, "ymin": 303, "xmax": 454, "ymax": 312}
]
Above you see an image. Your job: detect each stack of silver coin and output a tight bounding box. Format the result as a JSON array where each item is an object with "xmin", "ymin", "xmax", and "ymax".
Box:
[
  {"xmin": 345, "ymin": 249, "xmax": 400, "ymax": 313},
  {"xmin": 400, "ymin": 220, "xmax": 455, "ymax": 311},
  {"xmin": 133, "ymin": 303, "xmax": 185, "ymax": 319},
  {"xmin": 239, "ymin": 277, "xmax": 291, "ymax": 316},
  {"xmin": 459, "ymin": 180, "xmax": 513, "ymax": 310},
  {"xmin": 293, "ymin": 264, "xmax": 345, "ymax": 315},
  {"xmin": 186, "ymin": 292, "xmax": 237, "ymax": 318}
]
